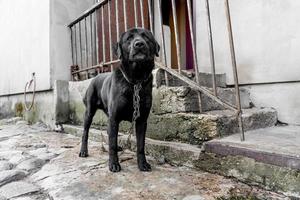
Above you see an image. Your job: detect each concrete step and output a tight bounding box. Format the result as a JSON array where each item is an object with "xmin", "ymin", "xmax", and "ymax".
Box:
[
  {"xmin": 63, "ymin": 124, "xmax": 300, "ymax": 198},
  {"xmin": 153, "ymin": 68, "xmax": 227, "ymax": 88},
  {"xmin": 152, "ymin": 86, "xmax": 251, "ymax": 114},
  {"xmin": 146, "ymin": 107, "xmax": 277, "ymax": 145},
  {"xmin": 199, "ymin": 125, "xmax": 300, "ymax": 198}
]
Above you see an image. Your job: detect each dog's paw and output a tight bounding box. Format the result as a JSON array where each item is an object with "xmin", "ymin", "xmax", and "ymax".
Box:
[
  {"xmin": 109, "ymin": 161, "xmax": 121, "ymax": 172},
  {"xmin": 138, "ymin": 161, "xmax": 152, "ymax": 172},
  {"xmin": 79, "ymin": 151, "xmax": 89, "ymax": 157}
]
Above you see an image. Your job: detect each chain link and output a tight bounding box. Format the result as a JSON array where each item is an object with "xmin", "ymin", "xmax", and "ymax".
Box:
[{"xmin": 126, "ymin": 83, "xmax": 142, "ymax": 149}]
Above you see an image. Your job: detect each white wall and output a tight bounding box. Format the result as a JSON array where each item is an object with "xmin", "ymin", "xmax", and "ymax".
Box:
[
  {"xmin": 195, "ymin": 0, "xmax": 300, "ymax": 85},
  {"xmin": 50, "ymin": 0, "xmax": 94, "ymax": 86},
  {"xmin": 245, "ymin": 83, "xmax": 300, "ymax": 125},
  {"xmin": 0, "ymin": 0, "xmax": 50, "ymax": 95},
  {"xmin": 0, "ymin": 0, "xmax": 94, "ymax": 96}
]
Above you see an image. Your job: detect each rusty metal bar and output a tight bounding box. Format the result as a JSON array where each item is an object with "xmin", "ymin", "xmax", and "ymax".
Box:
[
  {"xmin": 101, "ymin": 6, "xmax": 106, "ymax": 68},
  {"xmin": 187, "ymin": 0, "xmax": 202, "ymax": 112},
  {"xmin": 94, "ymin": 10, "xmax": 99, "ymax": 65},
  {"xmin": 224, "ymin": 0, "xmax": 245, "ymax": 141},
  {"xmin": 68, "ymin": 0, "xmax": 107, "ymax": 27},
  {"xmin": 134, "ymin": 0, "xmax": 138, "ymax": 27},
  {"xmin": 157, "ymin": 0, "xmax": 169, "ymax": 86},
  {"xmin": 70, "ymin": 27, "xmax": 75, "ymax": 67},
  {"xmin": 84, "ymin": 17, "xmax": 89, "ymax": 69},
  {"xmin": 90, "ymin": 14, "xmax": 94, "ymax": 65},
  {"xmin": 74, "ymin": 24, "xmax": 78, "ymax": 65},
  {"xmin": 79, "ymin": 22, "xmax": 83, "ymax": 68},
  {"xmin": 115, "ymin": 0, "xmax": 120, "ymax": 40},
  {"xmin": 123, "ymin": 0, "xmax": 128, "ymax": 31},
  {"xmin": 205, "ymin": 0, "xmax": 217, "ymax": 96},
  {"xmin": 171, "ymin": 0, "xmax": 182, "ymax": 74},
  {"xmin": 108, "ymin": 0, "xmax": 113, "ymax": 71},
  {"xmin": 147, "ymin": 0, "xmax": 153, "ymax": 33},
  {"xmin": 72, "ymin": 60, "xmax": 120, "ymax": 74},
  {"xmin": 140, "ymin": 0, "xmax": 145, "ymax": 28}
]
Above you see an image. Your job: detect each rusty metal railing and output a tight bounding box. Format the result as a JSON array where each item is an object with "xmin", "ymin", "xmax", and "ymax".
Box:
[{"xmin": 68, "ymin": 0, "xmax": 245, "ymax": 141}]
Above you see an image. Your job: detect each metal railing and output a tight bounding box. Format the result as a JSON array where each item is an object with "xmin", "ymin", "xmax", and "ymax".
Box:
[{"xmin": 68, "ymin": 0, "xmax": 245, "ymax": 141}]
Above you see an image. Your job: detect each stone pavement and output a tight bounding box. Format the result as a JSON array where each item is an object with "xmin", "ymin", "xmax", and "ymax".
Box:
[{"xmin": 0, "ymin": 118, "xmax": 289, "ymax": 200}]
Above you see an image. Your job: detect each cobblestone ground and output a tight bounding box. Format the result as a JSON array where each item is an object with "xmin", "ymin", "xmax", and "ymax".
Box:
[{"xmin": 0, "ymin": 118, "xmax": 290, "ymax": 200}]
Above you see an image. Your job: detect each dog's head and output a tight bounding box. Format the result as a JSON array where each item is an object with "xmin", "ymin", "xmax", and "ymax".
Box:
[{"xmin": 114, "ymin": 28, "xmax": 160, "ymax": 83}]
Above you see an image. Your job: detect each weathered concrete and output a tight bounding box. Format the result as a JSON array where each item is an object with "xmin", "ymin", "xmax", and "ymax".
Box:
[
  {"xmin": 0, "ymin": 118, "xmax": 288, "ymax": 199},
  {"xmin": 152, "ymin": 86, "xmax": 251, "ymax": 114},
  {"xmin": 0, "ymin": 181, "xmax": 40, "ymax": 199},
  {"xmin": 153, "ymin": 68, "xmax": 227, "ymax": 88},
  {"xmin": 54, "ymin": 80, "xmax": 69, "ymax": 124},
  {"xmin": 195, "ymin": 125, "xmax": 300, "ymax": 197}
]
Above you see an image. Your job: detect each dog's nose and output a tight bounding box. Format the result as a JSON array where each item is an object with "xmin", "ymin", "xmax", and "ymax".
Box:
[{"xmin": 134, "ymin": 40, "xmax": 145, "ymax": 49}]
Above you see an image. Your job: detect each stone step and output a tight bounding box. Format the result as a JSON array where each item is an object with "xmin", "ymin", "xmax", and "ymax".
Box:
[
  {"xmin": 146, "ymin": 107, "xmax": 277, "ymax": 145},
  {"xmin": 63, "ymin": 124, "xmax": 300, "ymax": 198},
  {"xmin": 153, "ymin": 68, "xmax": 227, "ymax": 88},
  {"xmin": 152, "ymin": 86, "xmax": 251, "ymax": 114},
  {"xmin": 199, "ymin": 126, "xmax": 300, "ymax": 198}
]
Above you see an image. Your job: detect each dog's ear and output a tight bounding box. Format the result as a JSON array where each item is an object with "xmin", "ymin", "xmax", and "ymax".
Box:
[
  {"xmin": 113, "ymin": 42, "xmax": 122, "ymax": 59},
  {"xmin": 155, "ymin": 40, "xmax": 160, "ymax": 57}
]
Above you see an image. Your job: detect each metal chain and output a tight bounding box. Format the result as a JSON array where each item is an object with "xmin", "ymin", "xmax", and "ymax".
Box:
[{"xmin": 126, "ymin": 83, "xmax": 142, "ymax": 149}]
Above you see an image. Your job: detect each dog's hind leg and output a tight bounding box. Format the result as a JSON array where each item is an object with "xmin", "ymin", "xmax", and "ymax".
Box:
[{"xmin": 79, "ymin": 106, "xmax": 97, "ymax": 157}]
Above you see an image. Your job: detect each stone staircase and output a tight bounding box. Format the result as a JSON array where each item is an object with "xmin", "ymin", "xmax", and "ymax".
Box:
[{"xmin": 64, "ymin": 69, "xmax": 300, "ymax": 198}]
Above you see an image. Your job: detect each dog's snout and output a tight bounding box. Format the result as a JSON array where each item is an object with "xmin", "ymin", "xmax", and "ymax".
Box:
[{"xmin": 134, "ymin": 40, "xmax": 145, "ymax": 49}]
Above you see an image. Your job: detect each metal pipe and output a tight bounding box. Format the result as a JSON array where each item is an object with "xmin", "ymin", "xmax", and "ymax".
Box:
[
  {"xmin": 68, "ymin": 0, "xmax": 107, "ymax": 27},
  {"xmin": 224, "ymin": 0, "xmax": 245, "ymax": 141},
  {"xmin": 171, "ymin": 0, "xmax": 182, "ymax": 73},
  {"xmin": 205, "ymin": 0, "xmax": 217, "ymax": 96},
  {"xmin": 70, "ymin": 27, "xmax": 75, "ymax": 67},
  {"xmin": 157, "ymin": 0, "xmax": 169, "ymax": 86},
  {"xmin": 94, "ymin": 10, "xmax": 99, "ymax": 66},
  {"xmin": 123, "ymin": 0, "xmax": 128, "ymax": 31},
  {"xmin": 108, "ymin": 0, "xmax": 113, "ymax": 71},
  {"xmin": 74, "ymin": 24, "xmax": 78, "ymax": 66},
  {"xmin": 140, "ymin": 0, "xmax": 145, "ymax": 28},
  {"xmin": 101, "ymin": 6, "xmax": 106, "ymax": 67},
  {"xmin": 84, "ymin": 17, "xmax": 89, "ymax": 69},
  {"xmin": 187, "ymin": 0, "xmax": 202, "ymax": 112},
  {"xmin": 116, "ymin": 0, "xmax": 120, "ymax": 40},
  {"xmin": 79, "ymin": 22, "xmax": 83, "ymax": 68},
  {"xmin": 147, "ymin": 0, "xmax": 153, "ymax": 33},
  {"xmin": 90, "ymin": 14, "xmax": 94, "ymax": 65},
  {"xmin": 134, "ymin": 0, "xmax": 138, "ymax": 27},
  {"xmin": 72, "ymin": 60, "xmax": 120, "ymax": 74}
]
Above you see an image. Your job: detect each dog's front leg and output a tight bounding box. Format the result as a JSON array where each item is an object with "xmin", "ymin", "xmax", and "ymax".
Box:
[
  {"xmin": 108, "ymin": 118, "xmax": 121, "ymax": 172},
  {"xmin": 136, "ymin": 119, "xmax": 151, "ymax": 171}
]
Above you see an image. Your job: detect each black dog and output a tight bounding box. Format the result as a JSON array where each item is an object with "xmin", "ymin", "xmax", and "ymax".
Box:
[{"xmin": 79, "ymin": 28, "xmax": 160, "ymax": 172}]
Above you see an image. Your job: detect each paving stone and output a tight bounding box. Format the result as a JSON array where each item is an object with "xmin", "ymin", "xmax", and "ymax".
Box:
[
  {"xmin": 9, "ymin": 154, "xmax": 31, "ymax": 165},
  {"xmin": 0, "ymin": 170, "xmax": 28, "ymax": 186},
  {"xmin": 0, "ymin": 161, "xmax": 13, "ymax": 171},
  {"xmin": 17, "ymin": 158, "xmax": 46, "ymax": 172},
  {"xmin": 0, "ymin": 181, "xmax": 39, "ymax": 199},
  {"xmin": 29, "ymin": 148, "xmax": 58, "ymax": 161},
  {"xmin": 183, "ymin": 195, "xmax": 205, "ymax": 200}
]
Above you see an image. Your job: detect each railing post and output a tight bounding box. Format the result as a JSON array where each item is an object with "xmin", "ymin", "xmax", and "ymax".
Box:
[
  {"xmin": 187, "ymin": 0, "xmax": 202, "ymax": 112},
  {"xmin": 157, "ymin": 0, "xmax": 169, "ymax": 86},
  {"xmin": 224, "ymin": 0, "xmax": 245, "ymax": 141},
  {"xmin": 205, "ymin": 0, "xmax": 217, "ymax": 96}
]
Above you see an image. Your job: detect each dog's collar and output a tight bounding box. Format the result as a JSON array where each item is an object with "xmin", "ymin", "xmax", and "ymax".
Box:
[{"xmin": 119, "ymin": 68, "xmax": 151, "ymax": 86}]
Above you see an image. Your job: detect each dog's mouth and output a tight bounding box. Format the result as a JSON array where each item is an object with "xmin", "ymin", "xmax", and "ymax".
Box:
[{"xmin": 130, "ymin": 50, "xmax": 148, "ymax": 61}]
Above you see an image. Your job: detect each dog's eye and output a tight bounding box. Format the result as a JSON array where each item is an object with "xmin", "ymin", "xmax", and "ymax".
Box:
[{"xmin": 126, "ymin": 35, "xmax": 133, "ymax": 41}]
